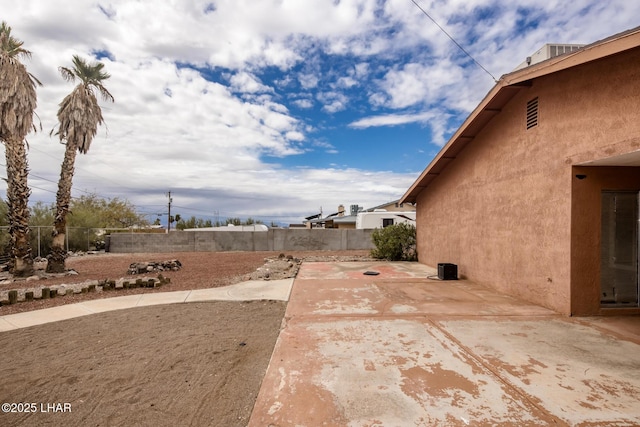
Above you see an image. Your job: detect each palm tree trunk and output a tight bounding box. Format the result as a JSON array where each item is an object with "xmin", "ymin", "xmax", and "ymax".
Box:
[
  {"xmin": 4, "ymin": 137, "xmax": 34, "ymax": 277},
  {"xmin": 46, "ymin": 142, "xmax": 77, "ymax": 273}
]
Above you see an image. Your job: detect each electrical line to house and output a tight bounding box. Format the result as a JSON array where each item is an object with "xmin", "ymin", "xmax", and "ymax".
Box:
[{"xmin": 410, "ymin": 0, "xmax": 498, "ymax": 83}]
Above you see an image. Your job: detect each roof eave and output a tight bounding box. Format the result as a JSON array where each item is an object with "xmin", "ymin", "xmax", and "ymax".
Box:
[
  {"xmin": 400, "ymin": 26, "xmax": 640, "ymax": 205},
  {"xmin": 400, "ymin": 80, "xmax": 527, "ymax": 203}
]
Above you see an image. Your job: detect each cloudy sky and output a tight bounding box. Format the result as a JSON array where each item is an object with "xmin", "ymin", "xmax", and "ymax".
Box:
[{"xmin": 3, "ymin": 1, "xmax": 639, "ymax": 226}]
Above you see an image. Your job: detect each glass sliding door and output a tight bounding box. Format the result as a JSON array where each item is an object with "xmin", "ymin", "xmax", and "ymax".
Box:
[{"xmin": 600, "ymin": 191, "xmax": 639, "ymax": 307}]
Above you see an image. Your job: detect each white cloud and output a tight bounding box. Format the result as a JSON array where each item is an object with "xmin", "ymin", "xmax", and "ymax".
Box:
[
  {"xmin": 312, "ymin": 140, "xmax": 338, "ymax": 154},
  {"xmin": 298, "ymin": 73, "xmax": 320, "ymax": 90},
  {"xmin": 2, "ymin": 0, "xmax": 640, "ymax": 225},
  {"xmin": 348, "ymin": 110, "xmax": 451, "ymax": 146},
  {"xmin": 317, "ymin": 91, "xmax": 349, "ymax": 113},
  {"xmin": 349, "ymin": 112, "xmax": 436, "ymax": 128},
  {"xmin": 354, "ymin": 62, "xmax": 370, "ymax": 78},
  {"xmin": 292, "ymin": 98, "xmax": 314, "ymax": 109},
  {"xmin": 335, "ymin": 76, "xmax": 358, "ymax": 89},
  {"xmin": 229, "ymin": 72, "xmax": 273, "ymax": 94},
  {"xmin": 285, "ymin": 131, "xmax": 305, "ymax": 142},
  {"xmin": 376, "ymin": 61, "xmax": 465, "ymax": 109}
]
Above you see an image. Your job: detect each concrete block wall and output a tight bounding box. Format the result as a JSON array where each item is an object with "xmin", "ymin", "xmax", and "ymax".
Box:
[{"xmin": 108, "ymin": 229, "xmax": 375, "ymax": 253}]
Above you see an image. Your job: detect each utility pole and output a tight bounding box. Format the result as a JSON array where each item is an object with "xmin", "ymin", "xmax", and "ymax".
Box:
[{"xmin": 167, "ymin": 191, "xmax": 172, "ymax": 233}]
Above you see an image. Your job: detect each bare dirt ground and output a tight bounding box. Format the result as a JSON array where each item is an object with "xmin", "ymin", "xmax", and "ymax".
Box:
[{"xmin": 0, "ymin": 250, "xmax": 370, "ymax": 427}]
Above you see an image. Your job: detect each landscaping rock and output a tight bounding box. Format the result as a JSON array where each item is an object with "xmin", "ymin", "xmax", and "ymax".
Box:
[
  {"xmin": 128, "ymin": 260, "xmax": 182, "ymax": 275},
  {"xmin": 248, "ymin": 256, "xmax": 301, "ymax": 280}
]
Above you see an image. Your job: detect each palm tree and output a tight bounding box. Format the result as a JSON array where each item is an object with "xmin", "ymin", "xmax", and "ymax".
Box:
[
  {"xmin": 0, "ymin": 21, "xmax": 40, "ymax": 277},
  {"xmin": 47, "ymin": 55, "xmax": 113, "ymax": 273}
]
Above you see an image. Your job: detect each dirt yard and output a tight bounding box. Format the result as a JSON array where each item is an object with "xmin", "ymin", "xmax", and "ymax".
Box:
[{"xmin": 0, "ymin": 250, "xmax": 369, "ymax": 427}]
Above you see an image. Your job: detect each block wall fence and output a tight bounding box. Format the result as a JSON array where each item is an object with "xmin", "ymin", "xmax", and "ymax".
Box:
[{"xmin": 107, "ymin": 229, "xmax": 375, "ymax": 253}]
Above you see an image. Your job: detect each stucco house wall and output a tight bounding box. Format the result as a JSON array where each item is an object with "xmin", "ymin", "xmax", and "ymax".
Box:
[{"xmin": 409, "ymin": 36, "xmax": 640, "ymax": 315}]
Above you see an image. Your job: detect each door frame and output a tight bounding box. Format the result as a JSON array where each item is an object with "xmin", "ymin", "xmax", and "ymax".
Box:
[{"xmin": 600, "ymin": 190, "xmax": 639, "ymax": 308}]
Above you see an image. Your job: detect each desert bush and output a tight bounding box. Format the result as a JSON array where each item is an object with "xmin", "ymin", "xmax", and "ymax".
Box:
[{"xmin": 370, "ymin": 223, "xmax": 417, "ymax": 261}]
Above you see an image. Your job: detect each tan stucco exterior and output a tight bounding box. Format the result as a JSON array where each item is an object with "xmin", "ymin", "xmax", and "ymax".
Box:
[{"xmin": 403, "ymin": 28, "xmax": 640, "ymax": 315}]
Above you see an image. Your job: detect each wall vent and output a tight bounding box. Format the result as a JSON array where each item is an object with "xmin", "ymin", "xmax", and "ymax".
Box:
[{"xmin": 526, "ymin": 97, "xmax": 539, "ymax": 129}]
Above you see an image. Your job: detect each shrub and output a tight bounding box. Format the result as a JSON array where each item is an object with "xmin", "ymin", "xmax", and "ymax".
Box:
[{"xmin": 370, "ymin": 223, "xmax": 417, "ymax": 261}]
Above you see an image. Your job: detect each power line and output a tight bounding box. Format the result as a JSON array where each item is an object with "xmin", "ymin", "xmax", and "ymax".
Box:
[
  {"xmin": 0, "ymin": 178, "xmax": 106, "ymax": 203},
  {"xmin": 171, "ymin": 204, "xmax": 291, "ymax": 218},
  {"xmin": 410, "ymin": 0, "xmax": 498, "ymax": 83},
  {"xmin": 28, "ymin": 145, "xmax": 143, "ymax": 195},
  {"xmin": 28, "ymin": 172, "xmax": 98, "ymax": 197}
]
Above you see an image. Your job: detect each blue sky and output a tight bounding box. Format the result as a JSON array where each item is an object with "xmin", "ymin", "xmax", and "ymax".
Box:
[{"xmin": 2, "ymin": 0, "xmax": 640, "ymax": 226}]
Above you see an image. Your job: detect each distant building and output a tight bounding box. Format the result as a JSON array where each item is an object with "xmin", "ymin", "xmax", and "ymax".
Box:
[
  {"xmin": 304, "ymin": 200, "xmax": 416, "ymax": 229},
  {"xmin": 356, "ymin": 211, "xmax": 416, "ymax": 229},
  {"xmin": 362, "ymin": 200, "xmax": 416, "ymax": 213},
  {"xmin": 305, "ymin": 204, "xmax": 358, "ymax": 229}
]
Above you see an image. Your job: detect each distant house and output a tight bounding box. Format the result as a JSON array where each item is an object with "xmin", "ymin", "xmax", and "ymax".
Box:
[
  {"xmin": 304, "ymin": 200, "xmax": 417, "ymax": 229},
  {"xmin": 362, "ymin": 200, "xmax": 416, "ymax": 213},
  {"xmin": 356, "ymin": 211, "xmax": 416, "ymax": 229},
  {"xmin": 305, "ymin": 205, "xmax": 358, "ymax": 229},
  {"xmin": 401, "ymin": 27, "xmax": 640, "ymax": 316},
  {"xmin": 355, "ymin": 200, "xmax": 416, "ymax": 229}
]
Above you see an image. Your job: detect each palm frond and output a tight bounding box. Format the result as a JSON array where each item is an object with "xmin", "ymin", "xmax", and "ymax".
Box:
[
  {"xmin": 58, "ymin": 66, "xmax": 76, "ymax": 83},
  {"xmin": 61, "ymin": 55, "xmax": 114, "ymax": 101},
  {"xmin": 95, "ymin": 82, "xmax": 114, "ymax": 102},
  {"xmin": 54, "ymin": 54, "xmax": 114, "ymax": 155},
  {"xmin": 69, "ymin": 55, "xmax": 111, "ymax": 84},
  {"xmin": 55, "ymin": 84, "xmax": 106, "ymax": 154},
  {"xmin": 0, "ymin": 34, "xmax": 39, "ymax": 141},
  {"xmin": 0, "ymin": 21, "xmax": 32, "ymax": 60}
]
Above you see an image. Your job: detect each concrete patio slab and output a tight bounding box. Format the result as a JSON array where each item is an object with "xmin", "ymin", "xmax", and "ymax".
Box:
[
  {"xmin": 579, "ymin": 316, "xmax": 640, "ymax": 342},
  {"xmin": 286, "ymin": 278, "xmax": 555, "ymax": 317},
  {"xmin": 252, "ymin": 316, "xmax": 559, "ymax": 426},
  {"xmin": 250, "ymin": 261, "xmax": 640, "ymax": 426},
  {"xmin": 439, "ymin": 317, "xmax": 640, "ymax": 425},
  {"xmin": 186, "ymin": 278, "xmax": 293, "ymax": 302},
  {"xmin": 296, "ymin": 260, "xmax": 436, "ymax": 280}
]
